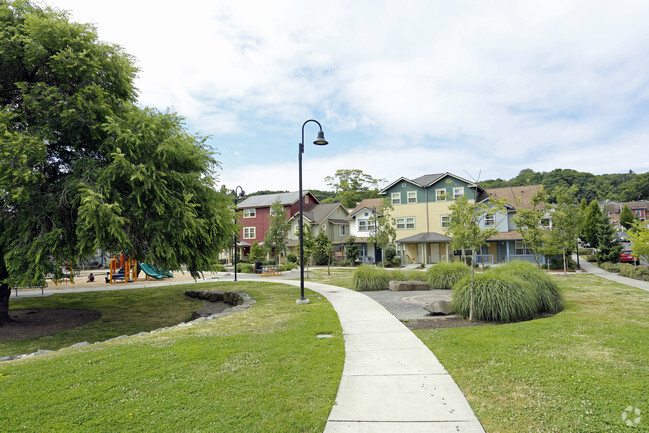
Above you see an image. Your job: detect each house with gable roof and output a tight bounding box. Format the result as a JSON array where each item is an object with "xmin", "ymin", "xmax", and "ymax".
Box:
[
  {"xmin": 287, "ymin": 202, "xmax": 350, "ymax": 261},
  {"xmin": 345, "ymin": 198, "xmax": 385, "ymax": 263},
  {"xmin": 235, "ymin": 191, "xmax": 318, "ymax": 259},
  {"xmin": 478, "ymin": 185, "xmax": 550, "ymax": 265},
  {"xmin": 379, "ymin": 173, "xmax": 483, "ymax": 265}
]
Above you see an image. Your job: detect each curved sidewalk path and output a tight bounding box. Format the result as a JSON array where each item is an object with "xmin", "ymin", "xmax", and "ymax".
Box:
[
  {"xmin": 575, "ymin": 256, "xmax": 649, "ymax": 292},
  {"xmin": 278, "ymin": 280, "xmax": 485, "ymax": 433}
]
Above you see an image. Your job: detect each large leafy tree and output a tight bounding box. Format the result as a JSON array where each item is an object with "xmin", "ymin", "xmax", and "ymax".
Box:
[
  {"xmin": 446, "ymin": 194, "xmax": 505, "ymax": 320},
  {"xmin": 550, "ymin": 185, "xmax": 582, "ymax": 273},
  {"xmin": 0, "ymin": 1, "xmax": 235, "ymax": 325},
  {"xmin": 627, "ymin": 221, "xmax": 649, "ymax": 264},
  {"xmin": 324, "ymin": 169, "xmax": 384, "ymax": 208}
]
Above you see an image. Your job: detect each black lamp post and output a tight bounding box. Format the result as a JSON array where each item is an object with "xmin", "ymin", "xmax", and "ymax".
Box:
[
  {"xmin": 298, "ymin": 119, "xmax": 328, "ymax": 304},
  {"xmin": 232, "ymin": 186, "xmax": 245, "ymax": 282}
]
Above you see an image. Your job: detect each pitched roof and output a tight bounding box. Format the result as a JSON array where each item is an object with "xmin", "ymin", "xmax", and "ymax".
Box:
[
  {"xmin": 396, "ymin": 232, "xmax": 451, "ymax": 243},
  {"xmin": 479, "ymin": 185, "xmax": 543, "ymax": 210},
  {"xmin": 237, "ymin": 191, "xmax": 319, "ymax": 208},
  {"xmin": 487, "ymin": 230, "xmax": 523, "ymax": 241},
  {"xmin": 347, "ymin": 198, "xmax": 385, "ymax": 219},
  {"xmin": 293, "ymin": 203, "xmax": 349, "ymax": 225},
  {"xmin": 380, "ymin": 172, "xmax": 480, "ymax": 194}
]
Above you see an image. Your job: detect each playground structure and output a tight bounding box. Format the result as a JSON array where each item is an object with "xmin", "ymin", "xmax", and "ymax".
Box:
[
  {"xmin": 108, "ymin": 252, "xmax": 173, "ymax": 283},
  {"xmin": 109, "ymin": 252, "xmax": 138, "ymax": 283}
]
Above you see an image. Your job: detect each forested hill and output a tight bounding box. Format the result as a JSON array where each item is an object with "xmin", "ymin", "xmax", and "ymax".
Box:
[{"xmin": 481, "ymin": 169, "xmax": 649, "ymax": 202}]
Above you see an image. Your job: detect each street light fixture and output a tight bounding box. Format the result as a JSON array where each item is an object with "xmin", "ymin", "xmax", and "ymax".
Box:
[
  {"xmin": 298, "ymin": 119, "xmax": 328, "ymax": 304},
  {"xmin": 232, "ymin": 186, "xmax": 245, "ymax": 282}
]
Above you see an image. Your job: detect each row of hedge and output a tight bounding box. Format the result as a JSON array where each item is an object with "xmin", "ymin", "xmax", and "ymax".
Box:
[{"xmin": 598, "ymin": 261, "xmax": 649, "ymax": 281}]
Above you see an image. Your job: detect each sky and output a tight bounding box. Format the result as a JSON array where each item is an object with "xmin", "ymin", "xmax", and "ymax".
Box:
[{"xmin": 43, "ymin": 0, "xmax": 649, "ymax": 193}]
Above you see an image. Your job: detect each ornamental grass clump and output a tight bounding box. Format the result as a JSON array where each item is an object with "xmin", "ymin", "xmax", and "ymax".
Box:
[
  {"xmin": 493, "ymin": 261, "xmax": 564, "ymax": 314},
  {"xmin": 352, "ymin": 265, "xmax": 391, "ymax": 291},
  {"xmin": 388, "ymin": 269, "xmax": 407, "ymax": 281},
  {"xmin": 425, "ymin": 261, "xmax": 471, "ymax": 289},
  {"xmin": 451, "ymin": 273, "xmax": 540, "ymax": 322},
  {"xmin": 404, "ymin": 269, "xmax": 428, "ymax": 281}
]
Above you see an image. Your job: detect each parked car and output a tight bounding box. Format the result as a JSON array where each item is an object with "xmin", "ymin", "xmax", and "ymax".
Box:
[{"xmin": 620, "ymin": 249, "xmax": 640, "ymax": 265}]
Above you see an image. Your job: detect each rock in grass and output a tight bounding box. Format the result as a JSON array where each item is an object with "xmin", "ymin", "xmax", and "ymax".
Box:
[{"xmin": 424, "ymin": 300, "xmax": 452, "ymax": 315}]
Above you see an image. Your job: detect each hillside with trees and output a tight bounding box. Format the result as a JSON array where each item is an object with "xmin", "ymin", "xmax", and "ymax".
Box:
[{"xmin": 481, "ymin": 169, "xmax": 649, "ymax": 202}]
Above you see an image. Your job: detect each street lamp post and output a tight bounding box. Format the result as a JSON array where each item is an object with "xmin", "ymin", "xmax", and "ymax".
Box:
[
  {"xmin": 232, "ymin": 186, "xmax": 245, "ymax": 282},
  {"xmin": 298, "ymin": 119, "xmax": 328, "ymax": 304}
]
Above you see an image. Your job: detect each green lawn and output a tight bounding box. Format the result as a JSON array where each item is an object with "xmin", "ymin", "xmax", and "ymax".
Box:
[
  {"xmin": 0, "ymin": 282, "xmax": 344, "ymax": 433},
  {"xmin": 416, "ymin": 274, "xmax": 649, "ymax": 433}
]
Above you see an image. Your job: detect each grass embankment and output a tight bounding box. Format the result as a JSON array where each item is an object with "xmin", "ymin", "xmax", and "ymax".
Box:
[
  {"xmin": 0, "ymin": 282, "xmax": 344, "ymax": 433},
  {"xmin": 416, "ymin": 274, "xmax": 649, "ymax": 433}
]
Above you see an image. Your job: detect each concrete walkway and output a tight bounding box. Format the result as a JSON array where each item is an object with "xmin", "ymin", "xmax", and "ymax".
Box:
[
  {"xmin": 278, "ymin": 280, "xmax": 485, "ymax": 433},
  {"xmin": 575, "ymin": 256, "xmax": 649, "ymax": 292}
]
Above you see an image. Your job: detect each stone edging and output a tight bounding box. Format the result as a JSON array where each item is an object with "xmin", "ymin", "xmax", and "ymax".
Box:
[{"xmin": 0, "ymin": 290, "xmax": 255, "ymax": 363}]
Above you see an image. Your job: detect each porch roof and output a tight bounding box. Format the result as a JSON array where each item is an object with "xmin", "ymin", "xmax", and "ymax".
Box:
[
  {"xmin": 396, "ymin": 232, "xmax": 451, "ymax": 243},
  {"xmin": 487, "ymin": 230, "xmax": 523, "ymax": 241}
]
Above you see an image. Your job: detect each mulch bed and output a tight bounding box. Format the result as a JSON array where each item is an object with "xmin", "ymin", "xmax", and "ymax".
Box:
[{"xmin": 0, "ymin": 309, "xmax": 100, "ymax": 341}]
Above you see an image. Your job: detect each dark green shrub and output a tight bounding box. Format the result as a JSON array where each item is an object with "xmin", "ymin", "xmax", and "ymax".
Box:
[
  {"xmin": 384, "ymin": 245, "xmax": 397, "ymax": 263},
  {"xmin": 549, "ymin": 256, "xmax": 578, "ymax": 271},
  {"xmin": 451, "ymin": 273, "xmax": 540, "ymax": 322},
  {"xmin": 390, "ymin": 257, "xmax": 402, "ymax": 267},
  {"xmin": 493, "ymin": 261, "xmax": 563, "ymax": 314},
  {"xmin": 619, "ymin": 263, "xmax": 637, "ymax": 278},
  {"xmin": 579, "ymin": 248, "xmax": 595, "ymax": 255},
  {"xmin": 586, "ymin": 254, "xmax": 597, "ymax": 262},
  {"xmin": 214, "ymin": 264, "xmax": 226, "ymax": 272},
  {"xmin": 352, "ymin": 265, "xmax": 391, "ymax": 291},
  {"xmin": 634, "ymin": 266, "xmax": 649, "ymax": 281},
  {"xmin": 425, "ymin": 262, "xmax": 470, "ymax": 289},
  {"xmin": 281, "ymin": 261, "xmax": 297, "ymax": 271},
  {"xmin": 337, "ymin": 259, "xmax": 350, "ymax": 266},
  {"xmin": 286, "ymin": 253, "xmax": 297, "ymax": 263}
]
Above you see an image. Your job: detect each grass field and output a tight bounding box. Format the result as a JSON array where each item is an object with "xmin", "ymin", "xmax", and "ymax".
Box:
[{"xmin": 0, "ymin": 282, "xmax": 344, "ymax": 433}]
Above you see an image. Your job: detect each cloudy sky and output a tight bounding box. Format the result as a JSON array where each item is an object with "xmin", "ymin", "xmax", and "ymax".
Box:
[{"xmin": 45, "ymin": 0, "xmax": 649, "ymax": 193}]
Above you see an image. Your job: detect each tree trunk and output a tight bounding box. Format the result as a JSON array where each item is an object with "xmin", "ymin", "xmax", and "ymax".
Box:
[
  {"xmin": 469, "ymin": 249, "xmax": 475, "ymax": 322},
  {"xmin": 563, "ymin": 251, "xmax": 567, "ymax": 276},
  {"xmin": 0, "ymin": 283, "xmax": 12, "ymax": 326}
]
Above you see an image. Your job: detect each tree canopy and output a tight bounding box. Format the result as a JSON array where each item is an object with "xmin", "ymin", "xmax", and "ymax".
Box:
[
  {"xmin": 323, "ymin": 169, "xmax": 384, "ymax": 208},
  {"xmin": 0, "ymin": 1, "xmax": 235, "ymax": 324}
]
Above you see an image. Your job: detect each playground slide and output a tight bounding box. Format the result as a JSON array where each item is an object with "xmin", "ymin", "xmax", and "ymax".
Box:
[{"xmin": 138, "ymin": 263, "xmax": 173, "ymax": 279}]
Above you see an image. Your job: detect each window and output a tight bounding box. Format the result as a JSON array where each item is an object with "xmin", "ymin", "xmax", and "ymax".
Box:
[
  {"xmin": 340, "ymin": 225, "xmax": 347, "ymax": 236},
  {"xmin": 485, "ymin": 214, "xmax": 495, "ymax": 227},
  {"xmin": 391, "ymin": 192, "xmax": 401, "ymax": 205},
  {"xmin": 243, "ymin": 227, "xmax": 256, "ymax": 239},
  {"xmin": 441, "ymin": 215, "xmax": 450, "ymax": 229},
  {"xmin": 270, "ymin": 208, "xmax": 277, "ymax": 216},
  {"xmin": 436, "ymin": 189, "xmax": 447, "ymax": 201},
  {"xmin": 635, "ymin": 210, "xmax": 642, "ymax": 217},
  {"xmin": 453, "ymin": 187, "xmax": 464, "ymax": 199},
  {"xmin": 358, "ymin": 220, "xmax": 367, "ymax": 231},
  {"xmin": 541, "ymin": 218, "xmax": 551, "ymax": 228},
  {"xmin": 407, "ymin": 191, "xmax": 417, "ymax": 204},
  {"xmin": 243, "ymin": 208, "xmax": 256, "ymax": 218},
  {"xmin": 396, "ymin": 217, "xmax": 415, "ymax": 229},
  {"xmin": 515, "ymin": 241, "xmax": 530, "ymax": 255}
]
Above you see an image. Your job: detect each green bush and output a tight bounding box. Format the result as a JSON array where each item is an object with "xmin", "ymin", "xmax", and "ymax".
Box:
[
  {"xmin": 390, "ymin": 257, "xmax": 402, "ymax": 267},
  {"xmin": 425, "ymin": 262, "xmax": 471, "ymax": 289},
  {"xmin": 388, "ymin": 269, "xmax": 407, "ymax": 281},
  {"xmin": 619, "ymin": 263, "xmax": 635, "ymax": 277},
  {"xmin": 618, "ymin": 264, "xmax": 649, "ymax": 281},
  {"xmin": 384, "ymin": 245, "xmax": 397, "ymax": 263},
  {"xmin": 337, "ymin": 259, "xmax": 350, "ymax": 266},
  {"xmin": 404, "ymin": 269, "xmax": 427, "ymax": 281},
  {"xmin": 493, "ymin": 261, "xmax": 564, "ymax": 314},
  {"xmin": 281, "ymin": 261, "xmax": 297, "ymax": 271},
  {"xmin": 352, "ymin": 265, "xmax": 391, "ymax": 291},
  {"xmin": 579, "ymin": 248, "xmax": 595, "ymax": 255},
  {"xmin": 600, "ymin": 262, "xmax": 621, "ymax": 273},
  {"xmin": 585, "ymin": 254, "xmax": 597, "ymax": 262},
  {"xmin": 549, "ymin": 256, "xmax": 578, "ymax": 271},
  {"xmin": 451, "ymin": 273, "xmax": 540, "ymax": 322},
  {"xmin": 214, "ymin": 264, "xmax": 227, "ymax": 272},
  {"xmin": 286, "ymin": 253, "xmax": 297, "ymax": 263},
  {"xmin": 236, "ymin": 263, "xmax": 254, "ymax": 273}
]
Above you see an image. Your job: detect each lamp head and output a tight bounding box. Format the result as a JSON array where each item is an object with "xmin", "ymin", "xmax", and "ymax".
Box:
[{"xmin": 313, "ymin": 130, "xmax": 328, "ymax": 146}]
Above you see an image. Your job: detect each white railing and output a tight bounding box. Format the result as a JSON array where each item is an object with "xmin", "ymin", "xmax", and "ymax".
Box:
[{"xmin": 474, "ymin": 254, "xmax": 494, "ymax": 264}]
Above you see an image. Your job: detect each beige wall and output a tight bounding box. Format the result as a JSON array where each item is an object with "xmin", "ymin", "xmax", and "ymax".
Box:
[{"xmin": 393, "ymin": 201, "xmax": 468, "ymax": 238}]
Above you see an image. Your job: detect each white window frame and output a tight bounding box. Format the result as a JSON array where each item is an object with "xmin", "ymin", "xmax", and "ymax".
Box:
[
  {"xmin": 304, "ymin": 195, "xmax": 309, "ymax": 204},
  {"xmin": 484, "ymin": 214, "xmax": 495, "ymax": 227},
  {"xmin": 243, "ymin": 227, "xmax": 256, "ymax": 239},
  {"xmin": 396, "ymin": 217, "xmax": 415, "ymax": 230},
  {"xmin": 391, "ymin": 192, "xmax": 401, "ymax": 205},
  {"xmin": 541, "ymin": 218, "xmax": 551, "ymax": 228},
  {"xmin": 441, "ymin": 215, "xmax": 450, "ymax": 229},
  {"xmin": 407, "ymin": 191, "xmax": 417, "ymax": 204},
  {"xmin": 358, "ymin": 220, "xmax": 367, "ymax": 231},
  {"xmin": 515, "ymin": 241, "xmax": 530, "ymax": 255},
  {"xmin": 340, "ymin": 225, "xmax": 347, "ymax": 236},
  {"xmin": 269, "ymin": 208, "xmax": 277, "ymax": 216},
  {"xmin": 243, "ymin": 208, "xmax": 256, "ymax": 218},
  {"xmin": 436, "ymin": 189, "xmax": 447, "ymax": 201},
  {"xmin": 453, "ymin": 187, "xmax": 464, "ymax": 199}
]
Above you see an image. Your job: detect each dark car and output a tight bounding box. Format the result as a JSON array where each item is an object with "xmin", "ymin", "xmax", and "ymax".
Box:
[{"xmin": 620, "ymin": 249, "xmax": 640, "ymax": 265}]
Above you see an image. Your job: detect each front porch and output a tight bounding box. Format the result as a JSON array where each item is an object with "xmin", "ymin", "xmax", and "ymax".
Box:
[{"xmin": 396, "ymin": 232, "xmax": 452, "ymax": 265}]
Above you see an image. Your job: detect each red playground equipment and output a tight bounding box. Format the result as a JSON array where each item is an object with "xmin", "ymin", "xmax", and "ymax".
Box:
[{"xmin": 109, "ymin": 252, "xmax": 138, "ymax": 284}]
